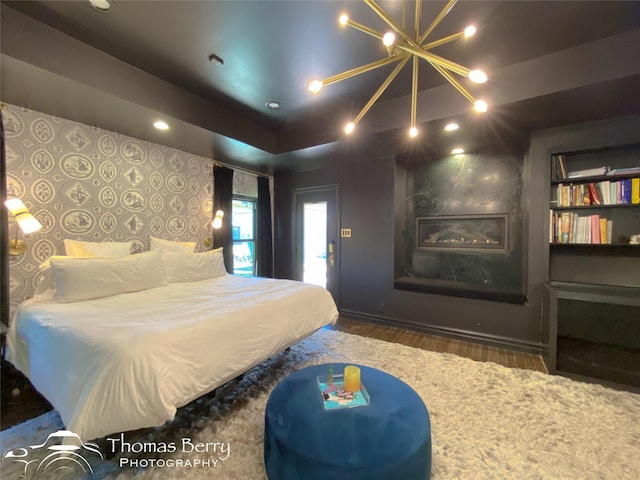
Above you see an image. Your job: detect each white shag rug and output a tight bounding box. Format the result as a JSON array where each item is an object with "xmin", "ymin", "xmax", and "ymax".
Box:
[{"xmin": 1, "ymin": 328, "xmax": 639, "ymax": 480}]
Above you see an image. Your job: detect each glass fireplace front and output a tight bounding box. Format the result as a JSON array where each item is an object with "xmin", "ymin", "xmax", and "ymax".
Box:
[{"xmin": 416, "ymin": 214, "xmax": 509, "ymax": 254}]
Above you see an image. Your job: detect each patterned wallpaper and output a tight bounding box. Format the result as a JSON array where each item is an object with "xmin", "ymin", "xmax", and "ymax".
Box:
[{"xmin": 3, "ymin": 104, "xmax": 257, "ymax": 310}]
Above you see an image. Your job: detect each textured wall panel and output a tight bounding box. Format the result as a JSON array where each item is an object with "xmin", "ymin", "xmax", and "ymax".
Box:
[{"xmin": 3, "ymin": 105, "xmax": 253, "ymax": 311}]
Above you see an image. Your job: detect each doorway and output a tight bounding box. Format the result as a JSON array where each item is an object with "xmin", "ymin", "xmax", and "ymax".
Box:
[{"xmin": 294, "ymin": 186, "xmax": 339, "ymax": 305}]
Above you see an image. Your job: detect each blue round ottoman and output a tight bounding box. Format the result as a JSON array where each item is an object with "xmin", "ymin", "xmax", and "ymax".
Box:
[{"xmin": 264, "ymin": 363, "xmax": 431, "ymax": 480}]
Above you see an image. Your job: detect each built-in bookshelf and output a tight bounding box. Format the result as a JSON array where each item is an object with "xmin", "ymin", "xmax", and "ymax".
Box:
[
  {"xmin": 549, "ymin": 144, "xmax": 640, "ymax": 248},
  {"xmin": 544, "ymin": 281, "xmax": 640, "ymax": 389},
  {"xmin": 545, "ymin": 139, "xmax": 640, "ymax": 389}
]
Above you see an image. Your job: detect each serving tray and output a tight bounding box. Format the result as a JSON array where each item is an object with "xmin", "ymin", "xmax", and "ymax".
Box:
[{"xmin": 317, "ymin": 374, "xmax": 370, "ymax": 410}]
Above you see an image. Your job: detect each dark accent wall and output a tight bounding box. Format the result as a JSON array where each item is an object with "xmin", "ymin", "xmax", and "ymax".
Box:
[
  {"xmin": 274, "ymin": 142, "xmax": 541, "ymax": 352},
  {"xmin": 274, "ymin": 115, "xmax": 639, "ymax": 354}
]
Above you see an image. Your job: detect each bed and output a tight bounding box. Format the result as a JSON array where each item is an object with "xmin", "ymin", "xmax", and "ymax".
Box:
[{"xmin": 5, "ymin": 246, "xmax": 338, "ymax": 441}]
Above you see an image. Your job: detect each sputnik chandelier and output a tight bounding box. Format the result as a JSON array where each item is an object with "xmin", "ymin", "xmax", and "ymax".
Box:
[{"xmin": 308, "ymin": 0, "xmax": 488, "ymax": 138}]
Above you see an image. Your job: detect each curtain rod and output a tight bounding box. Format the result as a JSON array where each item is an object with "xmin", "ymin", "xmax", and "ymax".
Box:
[{"xmin": 214, "ymin": 161, "xmax": 270, "ymax": 179}]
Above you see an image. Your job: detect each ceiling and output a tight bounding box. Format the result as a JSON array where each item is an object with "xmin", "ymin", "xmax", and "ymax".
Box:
[{"xmin": 2, "ymin": 0, "xmax": 640, "ymax": 173}]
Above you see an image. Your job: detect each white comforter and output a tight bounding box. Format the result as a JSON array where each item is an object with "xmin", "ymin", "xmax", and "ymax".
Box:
[{"xmin": 6, "ymin": 275, "xmax": 338, "ymax": 440}]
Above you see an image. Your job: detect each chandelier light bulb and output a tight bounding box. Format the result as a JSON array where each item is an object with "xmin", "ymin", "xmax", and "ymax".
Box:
[
  {"xmin": 468, "ymin": 69, "xmax": 487, "ymax": 83},
  {"xmin": 308, "ymin": 80, "xmax": 324, "ymax": 93},
  {"xmin": 312, "ymin": 1, "xmax": 487, "ymax": 136},
  {"xmin": 474, "ymin": 99, "xmax": 488, "ymax": 112},
  {"xmin": 464, "ymin": 26, "xmax": 477, "ymax": 37},
  {"xmin": 382, "ymin": 32, "xmax": 396, "ymax": 47},
  {"xmin": 444, "ymin": 122, "xmax": 459, "ymax": 131}
]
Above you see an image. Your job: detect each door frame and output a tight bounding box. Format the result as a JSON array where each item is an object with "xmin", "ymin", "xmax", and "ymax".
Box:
[{"xmin": 292, "ymin": 185, "xmax": 340, "ymax": 306}]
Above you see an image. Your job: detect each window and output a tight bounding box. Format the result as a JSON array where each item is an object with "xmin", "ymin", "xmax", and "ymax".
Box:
[{"xmin": 232, "ymin": 197, "xmax": 256, "ymax": 276}]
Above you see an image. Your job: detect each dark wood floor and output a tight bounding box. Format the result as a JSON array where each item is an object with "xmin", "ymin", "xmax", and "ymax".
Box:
[
  {"xmin": 0, "ymin": 316, "xmax": 546, "ymax": 431},
  {"xmin": 330, "ymin": 316, "xmax": 548, "ymax": 373}
]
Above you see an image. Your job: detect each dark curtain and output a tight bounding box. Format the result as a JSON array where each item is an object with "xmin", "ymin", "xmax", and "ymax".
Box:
[
  {"xmin": 212, "ymin": 165, "xmax": 234, "ymax": 272},
  {"xmin": 1, "ymin": 110, "xmax": 9, "ymax": 328},
  {"xmin": 256, "ymin": 176, "xmax": 274, "ymax": 278}
]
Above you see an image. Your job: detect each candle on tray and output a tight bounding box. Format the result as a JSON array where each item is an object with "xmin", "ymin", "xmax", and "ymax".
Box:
[{"xmin": 344, "ymin": 365, "xmax": 361, "ymax": 393}]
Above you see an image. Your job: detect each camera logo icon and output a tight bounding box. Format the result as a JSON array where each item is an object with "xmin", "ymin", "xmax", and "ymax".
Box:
[{"xmin": 2, "ymin": 430, "xmax": 104, "ymax": 479}]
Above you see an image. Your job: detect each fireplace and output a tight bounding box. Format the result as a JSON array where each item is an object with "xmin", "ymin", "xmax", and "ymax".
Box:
[
  {"xmin": 416, "ymin": 214, "xmax": 509, "ymax": 254},
  {"xmin": 394, "ymin": 154, "xmax": 525, "ymax": 304}
]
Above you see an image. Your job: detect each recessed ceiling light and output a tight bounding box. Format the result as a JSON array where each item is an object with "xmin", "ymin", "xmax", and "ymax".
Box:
[
  {"xmin": 451, "ymin": 148, "xmax": 465, "ymax": 155},
  {"xmin": 86, "ymin": 0, "xmax": 112, "ymax": 11},
  {"xmin": 154, "ymin": 120, "xmax": 169, "ymax": 130},
  {"xmin": 444, "ymin": 123, "xmax": 459, "ymax": 132},
  {"xmin": 266, "ymin": 101, "xmax": 281, "ymax": 110}
]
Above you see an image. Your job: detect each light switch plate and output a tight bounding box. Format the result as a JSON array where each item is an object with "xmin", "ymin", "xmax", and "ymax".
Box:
[{"xmin": 341, "ymin": 228, "xmax": 352, "ymax": 238}]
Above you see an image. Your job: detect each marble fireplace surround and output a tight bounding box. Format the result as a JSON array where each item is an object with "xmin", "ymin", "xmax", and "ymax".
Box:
[{"xmin": 394, "ymin": 152, "xmax": 527, "ymax": 305}]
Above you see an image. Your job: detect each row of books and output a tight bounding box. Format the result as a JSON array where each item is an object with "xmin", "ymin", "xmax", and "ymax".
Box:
[
  {"xmin": 551, "ymin": 178, "xmax": 640, "ymax": 207},
  {"xmin": 551, "ymin": 153, "xmax": 640, "ymax": 181},
  {"xmin": 550, "ymin": 212, "xmax": 612, "ymax": 244}
]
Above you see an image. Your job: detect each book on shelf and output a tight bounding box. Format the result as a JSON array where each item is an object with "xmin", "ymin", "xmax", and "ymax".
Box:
[
  {"xmin": 632, "ymin": 178, "xmax": 640, "ymax": 204},
  {"xmin": 556, "ymin": 184, "xmax": 591, "ymax": 207},
  {"xmin": 567, "ymin": 166, "xmax": 608, "ymax": 179},
  {"xmin": 562, "ymin": 212, "xmax": 571, "ymax": 243},
  {"xmin": 589, "ymin": 183, "xmax": 602, "ymax": 205},
  {"xmin": 620, "ymin": 179, "xmax": 632, "ymax": 204},
  {"xmin": 590, "ymin": 215, "xmax": 601, "ymax": 244},
  {"xmin": 555, "ymin": 178, "xmax": 640, "ymax": 206},
  {"xmin": 598, "ymin": 180, "xmax": 611, "ymax": 205},
  {"xmin": 599, "ymin": 218, "xmax": 608, "ymax": 245},
  {"xmin": 551, "ymin": 154, "xmax": 568, "ymax": 181},
  {"xmin": 607, "ymin": 166, "xmax": 640, "ymax": 176},
  {"xmin": 559, "ymin": 155, "xmax": 567, "ymax": 179},
  {"xmin": 549, "ymin": 211, "xmax": 612, "ymax": 244}
]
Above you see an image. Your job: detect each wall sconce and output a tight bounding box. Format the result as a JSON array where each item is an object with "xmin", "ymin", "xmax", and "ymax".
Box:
[
  {"xmin": 5, "ymin": 198, "xmax": 42, "ymax": 255},
  {"xmin": 203, "ymin": 210, "xmax": 225, "ymax": 249},
  {"xmin": 212, "ymin": 210, "xmax": 224, "ymax": 230}
]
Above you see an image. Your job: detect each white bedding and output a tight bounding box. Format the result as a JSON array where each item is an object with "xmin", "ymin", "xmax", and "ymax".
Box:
[{"xmin": 6, "ymin": 275, "xmax": 338, "ymax": 441}]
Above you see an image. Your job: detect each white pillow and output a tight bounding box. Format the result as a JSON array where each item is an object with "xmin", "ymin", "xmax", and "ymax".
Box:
[
  {"xmin": 35, "ymin": 256, "xmax": 92, "ymax": 302},
  {"xmin": 162, "ymin": 248, "xmax": 227, "ymax": 284},
  {"xmin": 50, "ymin": 250, "xmax": 166, "ymax": 303},
  {"xmin": 64, "ymin": 239, "xmax": 133, "ymax": 258},
  {"xmin": 39, "ymin": 255, "xmax": 73, "ymax": 270},
  {"xmin": 33, "ymin": 267, "xmax": 56, "ymax": 302},
  {"xmin": 150, "ymin": 236, "xmax": 196, "ymax": 254}
]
